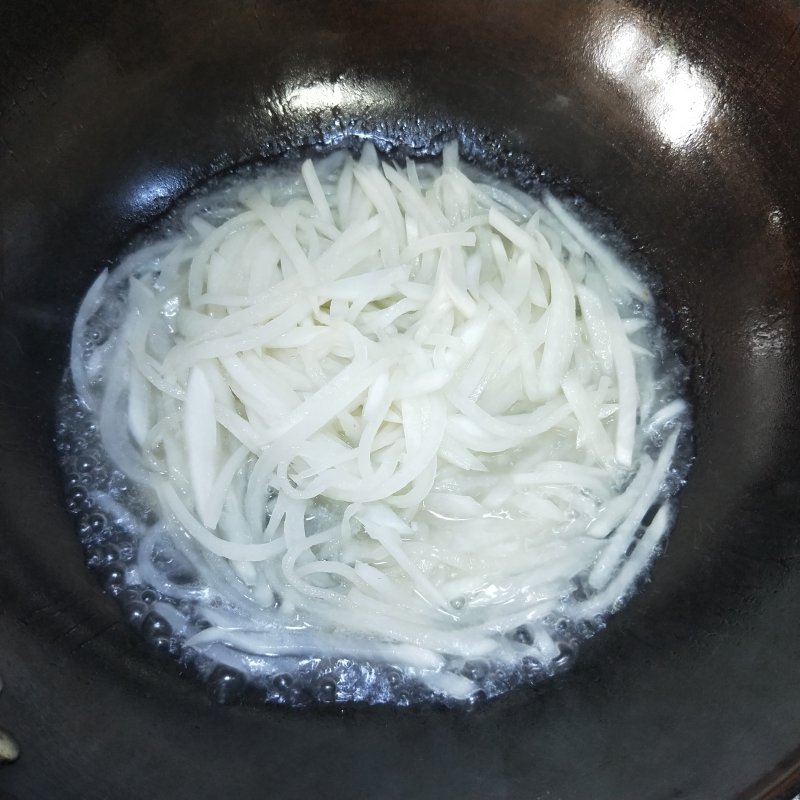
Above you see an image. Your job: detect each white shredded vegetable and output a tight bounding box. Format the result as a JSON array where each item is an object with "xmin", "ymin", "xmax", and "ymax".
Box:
[{"xmin": 68, "ymin": 141, "xmax": 689, "ymax": 701}]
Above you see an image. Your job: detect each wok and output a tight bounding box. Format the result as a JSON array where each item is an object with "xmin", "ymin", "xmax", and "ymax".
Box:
[{"xmin": 2, "ymin": 1, "xmax": 800, "ymax": 798}]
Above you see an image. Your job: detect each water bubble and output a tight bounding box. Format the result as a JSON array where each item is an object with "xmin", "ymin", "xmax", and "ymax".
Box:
[
  {"xmin": 466, "ymin": 689, "xmax": 487, "ymax": 707},
  {"xmin": 92, "ymin": 464, "xmax": 110, "ymax": 482},
  {"xmin": 553, "ymin": 642, "xmax": 576, "ymax": 670},
  {"xmin": 385, "ymin": 668, "xmax": 403, "ymax": 686},
  {"xmin": 208, "ymin": 666, "xmax": 246, "ymax": 704},
  {"xmin": 150, "ymin": 636, "xmax": 171, "ymax": 654},
  {"xmin": 512, "ymin": 626, "xmax": 533, "ymax": 646},
  {"xmin": 65, "ymin": 486, "xmax": 87, "ymax": 512},
  {"xmin": 520, "ymin": 656, "xmax": 544, "ymax": 679},
  {"xmin": 274, "ymin": 673, "xmax": 293, "ymax": 690},
  {"xmin": 769, "ymin": 208, "xmax": 783, "ymax": 227},
  {"xmin": 124, "ymin": 601, "xmax": 149, "ymax": 628},
  {"xmin": 90, "ymin": 326, "xmax": 109, "ymax": 345},
  {"xmin": 86, "ymin": 513, "xmax": 106, "ymax": 534},
  {"xmin": 316, "ymin": 677, "xmax": 337, "ymax": 702},
  {"xmin": 141, "ymin": 612, "xmax": 172, "ymax": 641},
  {"xmin": 100, "ymin": 562, "xmax": 125, "ymax": 589},
  {"xmin": 287, "ymin": 686, "xmax": 315, "ymax": 707},
  {"xmin": 120, "ymin": 587, "xmax": 142, "ymax": 605},
  {"xmin": 114, "ymin": 538, "xmax": 135, "ymax": 562},
  {"xmin": 103, "ymin": 543, "xmax": 122, "ymax": 561},
  {"xmin": 77, "ymin": 456, "xmax": 95, "ymax": 473},
  {"xmin": 462, "ymin": 660, "xmax": 488, "ymax": 682}
]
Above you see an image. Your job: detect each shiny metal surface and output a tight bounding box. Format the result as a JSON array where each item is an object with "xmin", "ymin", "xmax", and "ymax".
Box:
[{"xmin": 1, "ymin": 2, "xmax": 800, "ymax": 798}]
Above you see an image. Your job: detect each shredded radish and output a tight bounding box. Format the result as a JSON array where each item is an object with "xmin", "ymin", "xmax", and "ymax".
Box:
[{"xmin": 66, "ymin": 141, "xmax": 690, "ymax": 702}]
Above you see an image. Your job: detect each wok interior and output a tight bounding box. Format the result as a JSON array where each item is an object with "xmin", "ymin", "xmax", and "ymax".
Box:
[{"xmin": 1, "ymin": 2, "xmax": 799, "ymax": 798}]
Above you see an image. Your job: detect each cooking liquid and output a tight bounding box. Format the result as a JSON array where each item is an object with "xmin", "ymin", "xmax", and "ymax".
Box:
[{"xmin": 56, "ymin": 142, "xmax": 693, "ymax": 706}]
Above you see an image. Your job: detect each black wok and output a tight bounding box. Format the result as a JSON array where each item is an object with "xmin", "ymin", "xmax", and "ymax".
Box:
[{"xmin": 2, "ymin": 2, "xmax": 800, "ymax": 798}]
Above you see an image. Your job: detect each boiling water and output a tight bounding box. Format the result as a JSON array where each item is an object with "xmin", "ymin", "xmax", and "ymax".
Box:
[{"xmin": 56, "ymin": 141, "xmax": 692, "ymax": 706}]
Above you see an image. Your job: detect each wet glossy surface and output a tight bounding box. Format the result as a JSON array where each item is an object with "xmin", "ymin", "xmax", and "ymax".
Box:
[{"xmin": 1, "ymin": 1, "xmax": 800, "ymax": 798}]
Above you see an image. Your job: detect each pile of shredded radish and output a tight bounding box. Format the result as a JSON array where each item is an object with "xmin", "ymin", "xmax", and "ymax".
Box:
[{"xmin": 71, "ymin": 142, "xmax": 686, "ymax": 696}]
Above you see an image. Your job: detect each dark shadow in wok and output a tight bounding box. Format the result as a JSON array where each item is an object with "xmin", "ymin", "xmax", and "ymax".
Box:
[{"xmin": 1, "ymin": 2, "xmax": 799, "ymax": 799}]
